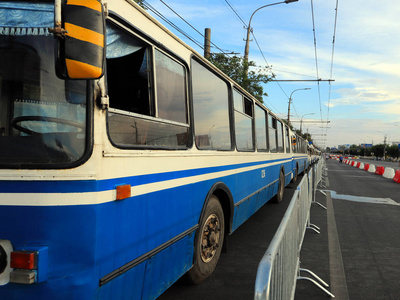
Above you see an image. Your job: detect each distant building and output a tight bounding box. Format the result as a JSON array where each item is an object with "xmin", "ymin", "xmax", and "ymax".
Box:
[
  {"xmin": 338, "ymin": 144, "xmax": 351, "ymax": 150},
  {"xmin": 360, "ymin": 143, "xmax": 373, "ymax": 148}
]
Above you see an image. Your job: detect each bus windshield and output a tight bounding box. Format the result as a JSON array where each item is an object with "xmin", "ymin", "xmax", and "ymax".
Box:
[{"xmin": 0, "ymin": 3, "xmax": 88, "ymax": 167}]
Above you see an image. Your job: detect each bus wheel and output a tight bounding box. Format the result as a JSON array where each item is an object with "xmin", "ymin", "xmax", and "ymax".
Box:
[
  {"xmin": 273, "ymin": 171, "xmax": 285, "ymax": 203},
  {"xmin": 186, "ymin": 195, "xmax": 225, "ymax": 284}
]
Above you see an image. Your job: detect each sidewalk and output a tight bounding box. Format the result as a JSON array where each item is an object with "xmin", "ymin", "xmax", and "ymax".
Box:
[{"xmin": 294, "ymin": 190, "xmax": 333, "ymax": 299}]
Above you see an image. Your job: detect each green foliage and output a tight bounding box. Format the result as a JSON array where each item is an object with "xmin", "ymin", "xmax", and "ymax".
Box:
[
  {"xmin": 347, "ymin": 144, "xmax": 399, "ymax": 159},
  {"xmin": 293, "ymin": 129, "xmax": 312, "ymax": 142},
  {"xmin": 208, "ymin": 53, "xmax": 274, "ymax": 103},
  {"xmin": 134, "ymin": 0, "xmax": 146, "ymax": 9},
  {"xmin": 386, "ymin": 144, "xmax": 399, "ymax": 158}
]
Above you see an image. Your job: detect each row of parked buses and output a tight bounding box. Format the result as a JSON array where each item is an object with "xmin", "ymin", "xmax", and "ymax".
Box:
[{"xmin": 0, "ymin": 1, "xmax": 319, "ymax": 299}]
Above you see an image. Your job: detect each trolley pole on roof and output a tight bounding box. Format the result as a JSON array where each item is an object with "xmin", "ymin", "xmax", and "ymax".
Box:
[{"xmin": 204, "ymin": 28, "xmax": 211, "ymax": 59}]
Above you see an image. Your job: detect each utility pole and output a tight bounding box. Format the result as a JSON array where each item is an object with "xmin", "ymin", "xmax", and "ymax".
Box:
[
  {"xmin": 383, "ymin": 134, "xmax": 387, "ymax": 160},
  {"xmin": 204, "ymin": 28, "xmax": 211, "ymax": 59},
  {"xmin": 243, "ymin": 0, "xmax": 298, "ymax": 74},
  {"xmin": 287, "ymin": 88, "xmax": 310, "ymax": 127}
]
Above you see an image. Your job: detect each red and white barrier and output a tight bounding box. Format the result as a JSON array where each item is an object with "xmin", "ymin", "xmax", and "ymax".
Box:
[
  {"xmin": 375, "ymin": 166, "xmax": 385, "ymax": 175},
  {"xmin": 383, "ymin": 168, "xmax": 395, "ymax": 179},
  {"xmin": 368, "ymin": 164, "xmax": 376, "ymax": 173},
  {"xmin": 341, "ymin": 159, "xmax": 400, "ymax": 182},
  {"xmin": 394, "ymin": 170, "xmax": 400, "ymax": 183}
]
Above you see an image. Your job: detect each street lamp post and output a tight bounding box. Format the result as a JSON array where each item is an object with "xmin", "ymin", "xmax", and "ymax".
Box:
[
  {"xmin": 244, "ymin": 0, "xmax": 298, "ymax": 69},
  {"xmin": 378, "ymin": 131, "xmax": 388, "ymax": 160},
  {"xmin": 287, "ymin": 88, "xmax": 311, "ymax": 127},
  {"xmin": 300, "ymin": 113, "xmax": 315, "ymax": 134}
]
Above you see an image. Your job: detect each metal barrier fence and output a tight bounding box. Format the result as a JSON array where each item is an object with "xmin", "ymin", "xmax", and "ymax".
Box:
[{"xmin": 254, "ymin": 159, "xmax": 334, "ymax": 299}]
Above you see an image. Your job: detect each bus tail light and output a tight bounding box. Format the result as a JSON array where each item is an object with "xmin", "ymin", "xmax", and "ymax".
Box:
[
  {"xmin": 11, "ymin": 251, "xmax": 36, "ymax": 270},
  {"xmin": 9, "ymin": 246, "xmax": 48, "ymax": 285}
]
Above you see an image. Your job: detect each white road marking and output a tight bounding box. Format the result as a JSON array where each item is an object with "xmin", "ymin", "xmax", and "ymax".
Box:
[{"xmin": 327, "ymin": 190, "xmax": 399, "ymax": 206}]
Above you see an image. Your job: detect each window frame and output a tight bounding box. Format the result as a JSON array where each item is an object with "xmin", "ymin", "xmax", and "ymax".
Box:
[
  {"xmin": 268, "ymin": 113, "xmax": 278, "ymax": 153},
  {"xmin": 191, "ymin": 57, "xmax": 233, "ymax": 151},
  {"xmin": 105, "ymin": 19, "xmax": 191, "ymax": 150},
  {"xmin": 233, "ymin": 89, "xmax": 254, "ymax": 152},
  {"xmin": 254, "ymin": 104, "xmax": 269, "ymax": 152},
  {"xmin": 285, "ymin": 126, "xmax": 291, "ymax": 153}
]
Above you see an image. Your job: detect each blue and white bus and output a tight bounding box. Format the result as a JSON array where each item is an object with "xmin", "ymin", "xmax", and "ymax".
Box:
[{"xmin": 0, "ymin": 1, "xmax": 310, "ymax": 299}]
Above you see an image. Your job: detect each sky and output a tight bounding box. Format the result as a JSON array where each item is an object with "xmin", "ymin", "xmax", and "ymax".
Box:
[{"xmin": 144, "ymin": 0, "xmax": 400, "ymax": 149}]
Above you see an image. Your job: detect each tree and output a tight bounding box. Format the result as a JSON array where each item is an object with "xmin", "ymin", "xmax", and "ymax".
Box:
[
  {"xmin": 134, "ymin": 0, "xmax": 146, "ymax": 9},
  {"xmin": 371, "ymin": 144, "xmax": 384, "ymax": 158},
  {"xmin": 387, "ymin": 145, "xmax": 400, "ymax": 158},
  {"xmin": 208, "ymin": 53, "xmax": 274, "ymax": 103},
  {"xmin": 293, "ymin": 129, "xmax": 312, "ymax": 142}
]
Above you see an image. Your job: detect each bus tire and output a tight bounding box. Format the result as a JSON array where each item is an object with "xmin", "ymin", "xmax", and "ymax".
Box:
[
  {"xmin": 186, "ymin": 195, "xmax": 225, "ymax": 284},
  {"xmin": 273, "ymin": 170, "xmax": 285, "ymax": 203}
]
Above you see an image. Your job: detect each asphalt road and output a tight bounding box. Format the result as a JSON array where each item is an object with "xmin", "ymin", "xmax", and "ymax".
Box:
[{"xmin": 296, "ymin": 159, "xmax": 400, "ymax": 299}]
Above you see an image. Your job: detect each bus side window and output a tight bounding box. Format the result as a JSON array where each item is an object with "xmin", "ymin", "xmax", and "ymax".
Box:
[
  {"xmin": 107, "ymin": 47, "xmax": 152, "ymax": 115},
  {"xmin": 255, "ymin": 105, "xmax": 268, "ymax": 151},
  {"xmin": 192, "ymin": 59, "xmax": 231, "ymax": 150},
  {"xmin": 285, "ymin": 126, "xmax": 290, "ymax": 153},
  {"xmin": 276, "ymin": 120, "xmax": 284, "ymax": 153},
  {"xmin": 106, "ymin": 22, "xmax": 189, "ymax": 148},
  {"xmin": 155, "ymin": 49, "xmax": 187, "ymax": 124},
  {"xmin": 233, "ymin": 90, "xmax": 254, "ymax": 151},
  {"xmin": 268, "ymin": 114, "xmax": 277, "ymax": 153}
]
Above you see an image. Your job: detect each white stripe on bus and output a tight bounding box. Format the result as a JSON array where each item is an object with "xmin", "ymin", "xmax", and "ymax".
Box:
[{"xmin": 0, "ymin": 159, "xmax": 290, "ymax": 206}]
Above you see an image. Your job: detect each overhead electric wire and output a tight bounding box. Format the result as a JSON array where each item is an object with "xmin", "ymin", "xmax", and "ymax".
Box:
[
  {"xmin": 144, "ymin": 0, "xmax": 311, "ymax": 123},
  {"xmin": 223, "ymin": 0, "xmax": 247, "ymax": 27},
  {"xmin": 158, "ymin": 0, "xmax": 231, "ymax": 55},
  {"xmin": 327, "ymin": 0, "xmax": 339, "ymax": 125},
  {"xmin": 142, "ymin": 1, "xmax": 204, "ymax": 49},
  {"xmin": 310, "ymin": 0, "xmax": 323, "ymax": 123}
]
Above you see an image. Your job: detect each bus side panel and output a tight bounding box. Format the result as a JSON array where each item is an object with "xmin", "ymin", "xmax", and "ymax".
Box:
[
  {"xmin": 230, "ymin": 160, "xmax": 292, "ymax": 231},
  {"xmin": 141, "ymin": 232, "xmax": 195, "ymax": 299},
  {"xmin": 294, "ymin": 156, "xmax": 307, "ymax": 174},
  {"xmin": 0, "ymin": 205, "xmax": 98, "ymax": 300},
  {"xmin": 283, "ymin": 160, "xmax": 293, "ymax": 186},
  {"xmin": 95, "ymin": 185, "xmax": 199, "ymax": 299},
  {"xmin": 0, "ymin": 184, "xmax": 198, "ymax": 299},
  {"xmin": 98, "ymin": 233, "xmax": 194, "ymax": 300},
  {"xmin": 226, "ymin": 162, "xmax": 284, "ymax": 232}
]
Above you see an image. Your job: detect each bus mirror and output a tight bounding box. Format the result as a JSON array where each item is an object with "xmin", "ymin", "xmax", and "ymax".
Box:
[{"xmin": 53, "ymin": 0, "xmax": 106, "ymax": 79}]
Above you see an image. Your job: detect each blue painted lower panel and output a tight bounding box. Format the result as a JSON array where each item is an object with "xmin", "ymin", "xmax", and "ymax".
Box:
[{"xmin": 0, "ymin": 158, "xmax": 292, "ymax": 299}]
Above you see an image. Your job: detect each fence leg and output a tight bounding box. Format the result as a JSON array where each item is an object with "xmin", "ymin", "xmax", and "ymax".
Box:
[
  {"xmin": 313, "ymin": 166, "xmax": 327, "ymax": 209},
  {"xmin": 298, "ymin": 267, "xmax": 335, "ymax": 298},
  {"xmin": 306, "ymin": 216, "xmax": 320, "ymax": 234},
  {"xmin": 313, "ymin": 190, "xmax": 327, "ymax": 210},
  {"xmin": 307, "ymin": 223, "xmax": 320, "ymax": 233}
]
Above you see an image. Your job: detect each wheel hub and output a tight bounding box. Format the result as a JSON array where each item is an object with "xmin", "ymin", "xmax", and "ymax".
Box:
[{"xmin": 200, "ymin": 214, "xmax": 221, "ymax": 263}]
